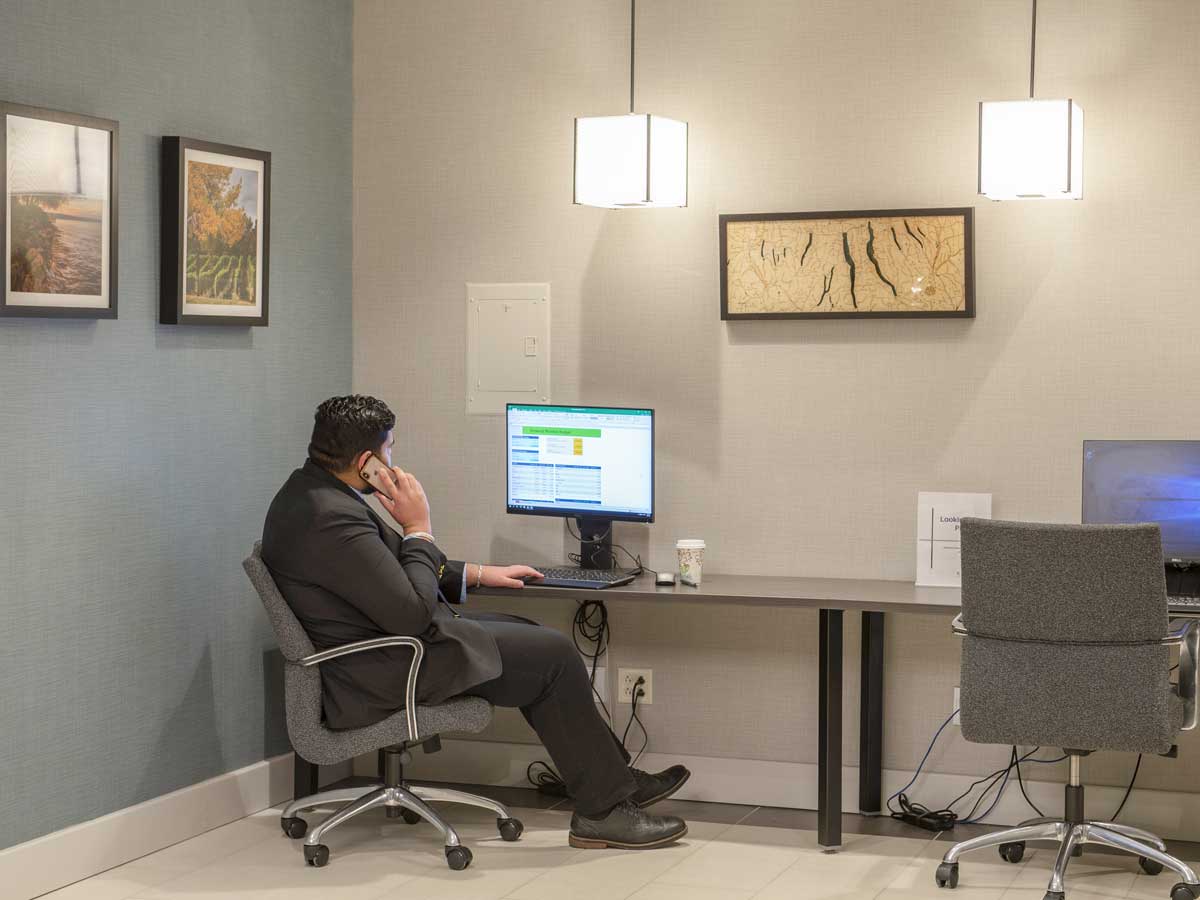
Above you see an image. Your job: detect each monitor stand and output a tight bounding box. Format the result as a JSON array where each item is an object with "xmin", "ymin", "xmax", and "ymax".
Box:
[
  {"xmin": 577, "ymin": 516, "xmax": 615, "ymax": 569},
  {"xmin": 1166, "ymin": 562, "xmax": 1200, "ymax": 598}
]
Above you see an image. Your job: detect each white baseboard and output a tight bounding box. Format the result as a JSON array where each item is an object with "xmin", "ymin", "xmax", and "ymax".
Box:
[
  {"xmin": 357, "ymin": 739, "xmax": 1200, "ymax": 842},
  {"xmin": 0, "ymin": 753, "xmax": 295, "ymax": 900}
]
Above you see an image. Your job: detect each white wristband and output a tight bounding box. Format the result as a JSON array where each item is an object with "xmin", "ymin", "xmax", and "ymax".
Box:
[{"xmin": 403, "ymin": 531, "xmax": 436, "ymax": 543}]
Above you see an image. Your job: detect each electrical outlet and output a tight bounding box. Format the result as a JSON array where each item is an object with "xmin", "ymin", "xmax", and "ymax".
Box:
[
  {"xmin": 618, "ymin": 668, "xmax": 653, "ymax": 705},
  {"xmin": 952, "ymin": 687, "xmax": 961, "ymax": 726}
]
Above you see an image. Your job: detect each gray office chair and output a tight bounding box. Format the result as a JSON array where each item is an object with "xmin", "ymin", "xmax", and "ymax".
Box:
[
  {"xmin": 243, "ymin": 543, "xmax": 524, "ymax": 871},
  {"xmin": 934, "ymin": 519, "xmax": 1199, "ymax": 900}
]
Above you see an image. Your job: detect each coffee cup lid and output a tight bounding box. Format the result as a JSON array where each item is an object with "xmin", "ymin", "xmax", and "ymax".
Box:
[{"xmin": 676, "ymin": 539, "xmax": 705, "ymax": 549}]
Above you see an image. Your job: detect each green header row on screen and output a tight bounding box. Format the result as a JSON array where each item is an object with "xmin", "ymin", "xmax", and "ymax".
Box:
[
  {"xmin": 508, "ymin": 406, "xmax": 651, "ymax": 416},
  {"xmin": 522, "ymin": 426, "xmax": 602, "ymax": 437}
]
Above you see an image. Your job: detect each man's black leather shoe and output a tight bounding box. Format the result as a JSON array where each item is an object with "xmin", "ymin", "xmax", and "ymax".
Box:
[
  {"xmin": 631, "ymin": 765, "xmax": 691, "ymax": 808},
  {"xmin": 569, "ymin": 799, "xmax": 688, "ymax": 849}
]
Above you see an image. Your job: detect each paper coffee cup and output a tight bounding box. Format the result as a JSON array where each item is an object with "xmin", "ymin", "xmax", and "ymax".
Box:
[{"xmin": 676, "ymin": 539, "xmax": 706, "ymax": 586}]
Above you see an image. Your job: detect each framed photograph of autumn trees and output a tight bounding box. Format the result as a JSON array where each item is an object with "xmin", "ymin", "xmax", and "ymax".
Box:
[
  {"xmin": 2, "ymin": 102, "xmax": 118, "ymax": 318},
  {"xmin": 160, "ymin": 137, "xmax": 270, "ymax": 325}
]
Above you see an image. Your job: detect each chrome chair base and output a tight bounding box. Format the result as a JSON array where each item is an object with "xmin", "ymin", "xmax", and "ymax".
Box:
[
  {"xmin": 936, "ymin": 817, "xmax": 1200, "ymax": 899},
  {"xmin": 280, "ymin": 782, "xmax": 522, "ymax": 870}
]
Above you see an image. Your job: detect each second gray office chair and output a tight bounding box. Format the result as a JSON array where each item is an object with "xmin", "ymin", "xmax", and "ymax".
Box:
[
  {"xmin": 244, "ymin": 543, "xmax": 523, "ymax": 871},
  {"xmin": 936, "ymin": 519, "xmax": 1199, "ymax": 900}
]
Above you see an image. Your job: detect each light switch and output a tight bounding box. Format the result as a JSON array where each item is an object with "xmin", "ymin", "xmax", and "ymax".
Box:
[{"xmin": 524, "ymin": 336, "xmax": 537, "ymax": 357}]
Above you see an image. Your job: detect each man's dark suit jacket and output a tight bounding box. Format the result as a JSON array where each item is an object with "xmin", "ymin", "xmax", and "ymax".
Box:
[{"xmin": 261, "ymin": 459, "xmax": 501, "ymax": 729}]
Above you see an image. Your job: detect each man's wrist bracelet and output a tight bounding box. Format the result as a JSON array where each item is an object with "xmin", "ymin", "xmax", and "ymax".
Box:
[
  {"xmin": 403, "ymin": 531, "xmax": 436, "ymax": 543},
  {"xmin": 475, "ymin": 564, "xmax": 484, "ymax": 588}
]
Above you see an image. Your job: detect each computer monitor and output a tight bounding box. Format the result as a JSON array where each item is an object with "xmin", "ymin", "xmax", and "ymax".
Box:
[
  {"xmin": 1082, "ymin": 440, "xmax": 1200, "ymax": 564},
  {"xmin": 507, "ymin": 404, "xmax": 654, "ymax": 568}
]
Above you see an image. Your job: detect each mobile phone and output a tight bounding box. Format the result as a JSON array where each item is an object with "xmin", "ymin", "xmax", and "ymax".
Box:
[{"xmin": 359, "ymin": 454, "xmax": 390, "ymax": 493}]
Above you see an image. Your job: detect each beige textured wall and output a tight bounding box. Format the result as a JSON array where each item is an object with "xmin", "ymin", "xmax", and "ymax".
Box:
[{"xmin": 353, "ymin": 0, "xmax": 1200, "ymax": 793}]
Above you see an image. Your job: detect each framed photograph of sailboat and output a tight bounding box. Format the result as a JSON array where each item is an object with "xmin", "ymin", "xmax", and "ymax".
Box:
[{"xmin": 2, "ymin": 103, "xmax": 118, "ymax": 318}]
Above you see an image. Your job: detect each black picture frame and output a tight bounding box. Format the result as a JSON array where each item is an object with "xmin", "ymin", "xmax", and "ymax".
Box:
[
  {"xmin": 719, "ymin": 207, "xmax": 975, "ymax": 320},
  {"xmin": 1, "ymin": 102, "xmax": 119, "ymax": 319},
  {"xmin": 161, "ymin": 136, "xmax": 270, "ymax": 326}
]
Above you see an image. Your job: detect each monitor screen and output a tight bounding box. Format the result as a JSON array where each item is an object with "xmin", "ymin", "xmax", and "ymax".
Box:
[
  {"xmin": 507, "ymin": 404, "xmax": 654, "ymax": 522},
  {"xmin": 1082, "ymin": 440, "xmax": 1200, "ymax": 563}
]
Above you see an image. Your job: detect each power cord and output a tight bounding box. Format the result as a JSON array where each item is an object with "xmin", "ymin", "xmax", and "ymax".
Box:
[
  {"xmin": 622, "ymin": 676, "xmax": 650, "ymax": 766},
  {"xmin": 1109, "ymin": 754, "xmax": 1142, "ymax": 821},
  {"xmin": 572, "ymin": 598, "xmax": 613, "ymax": 723},
  {"xmin": 890, "ymin": 794, "xmax": 958, "ymax": 831},
  {"xmin": 565, "ymin": 519, "xmax": 612, "ymax": 545},
  {"xmin": 564, "ymin": 519, "xmax": 645, "ymax": 575},
  {"xmin": 886, "ymin": 710, "xmax": 958, "ymax": 819},
  {"xmin": 526, "ymin": 760, "xmax": 566, "ymax": 795},
  {"xmin": 888, "ymin": 710, "xmax": 1070, "ymax": 830},
  {"xmin": 1014, "ymin": 746, "xmax": 1043, "ymax": 817}
]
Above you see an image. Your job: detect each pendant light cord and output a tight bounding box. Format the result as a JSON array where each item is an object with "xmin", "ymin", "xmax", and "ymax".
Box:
[
  {"xmin": 629, "ymin": 0, "xmax": 636, "ymax": 113},
  {"xmin": 1027, "ymin": 0, "xmax": 1036, "ymax": 98}
]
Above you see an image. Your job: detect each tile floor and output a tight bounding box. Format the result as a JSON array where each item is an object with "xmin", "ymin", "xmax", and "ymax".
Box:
[{"xmin": 36, "ymin": 784, "xmax": 1200, "ymax": 900}]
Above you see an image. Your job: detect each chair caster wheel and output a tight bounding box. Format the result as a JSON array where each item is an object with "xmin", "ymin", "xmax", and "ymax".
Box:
[
  {"xmin": 999, "ymin": 842, "xmax": 1026, "ymax": 864},
  {"xmin": 498, "ymin": 817, "xmax": 524, "ymax": 842},
  {"xmin": 280, "ymin": 817, "xmax": 307, "ymax": 839},
  {"xmin": 304, "ymin": 844, "xmax": 330, "ymax": 867},
  {"xmin": 935, "ymin": 862, "xmax": 959, "ymax": 889},
  {"xmin": 401, "ymin": 808, "xmax": 422, "ymax": 825},
  {"xmin": 445, "ymin": 845, "xmax": 473, "ymax": 870},
  {"xmin": 1171, "ymin": 883, "xmax": 1200, "ymax": 900},
  {"xmin": 1139, "ymin": 856, "xmax": 1164, "ymax": 876}
]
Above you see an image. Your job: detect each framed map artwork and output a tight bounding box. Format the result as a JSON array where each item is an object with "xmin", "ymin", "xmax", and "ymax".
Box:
[{"xmin": 720, "ymin": 207, "xmax": 974, "ymax": 320}]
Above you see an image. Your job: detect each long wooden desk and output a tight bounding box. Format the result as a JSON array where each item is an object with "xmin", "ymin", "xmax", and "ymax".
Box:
[{"xmin": 479, "ymin": 572, "xmax": 962, "ymax": 850}]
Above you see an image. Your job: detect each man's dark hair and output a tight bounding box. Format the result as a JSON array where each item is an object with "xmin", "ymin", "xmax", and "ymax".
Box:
[{"xmin": 308, "ymin": 395, "xmax": 396, "ymax": 472}]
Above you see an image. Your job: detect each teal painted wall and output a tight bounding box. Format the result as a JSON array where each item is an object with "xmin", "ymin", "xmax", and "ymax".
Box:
[{"xmin": 0, "ymin": 0, "xmax": 352, "ymax": 849}]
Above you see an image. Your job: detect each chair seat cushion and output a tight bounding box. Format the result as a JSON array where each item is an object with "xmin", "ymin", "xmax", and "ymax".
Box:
[{"xmin": 290, "ymin": 692, "xmax": 492, "ymax": 766}]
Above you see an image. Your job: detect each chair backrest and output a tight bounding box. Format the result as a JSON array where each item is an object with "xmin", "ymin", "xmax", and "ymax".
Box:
[
  {"xmin": 958, "ymin": 518, "xmax": 1176, "ymax": 754},
  {"xmin": 244, "ymin": 542, "xmax": 333, "ymax": 755},
  {"xmin": 243, "ymin": 542, "xmax": 316, "ymax": 662}
]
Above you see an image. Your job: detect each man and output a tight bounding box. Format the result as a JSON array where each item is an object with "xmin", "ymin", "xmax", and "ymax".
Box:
[{"xmin": 262, "ymin": 395, "xmax": 689, "ymax": 849}]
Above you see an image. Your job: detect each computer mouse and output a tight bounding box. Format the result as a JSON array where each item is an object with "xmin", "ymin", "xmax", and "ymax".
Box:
[{"xmin": 654, "ymin": 571, "xmax": 676, "ymax": 586}]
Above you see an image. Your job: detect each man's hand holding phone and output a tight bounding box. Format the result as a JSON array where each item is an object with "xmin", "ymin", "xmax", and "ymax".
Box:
[{"xmin": 372, "ymin": 463, "xmax": 432, "ymax": 536}]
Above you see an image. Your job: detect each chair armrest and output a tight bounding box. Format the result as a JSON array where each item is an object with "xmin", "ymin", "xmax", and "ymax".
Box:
[
  {"xmin": 951, "ymin": 613, "xmax": 967, "ymax": 637},
  {"xmin": 296, "ymin": 636, "xmax": 425, "ymax": 742},
  {"xmin": 1167, "ymin": 619, "xmax": 1199, "ymax": 731}
]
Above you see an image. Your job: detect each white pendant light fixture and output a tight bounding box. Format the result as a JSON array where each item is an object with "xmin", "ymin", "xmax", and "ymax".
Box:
[
  {"xmin": 573, "ymin": 0, "xmax": 688, "ymax": 208},
  {"xmin": 979, "ymin": 0, "xmax": 1083, "ymax": 200}
]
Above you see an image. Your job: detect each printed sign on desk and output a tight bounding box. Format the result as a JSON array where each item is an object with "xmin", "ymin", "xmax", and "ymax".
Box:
[{"xmin": 916, "ymin": 492, "xmax": 993, "ymax": 587}]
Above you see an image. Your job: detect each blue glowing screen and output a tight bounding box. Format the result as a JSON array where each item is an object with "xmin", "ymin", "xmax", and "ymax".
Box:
[{"xmin": 1083, "ymin": 441, "xmax": 1200, "ymax": 562}]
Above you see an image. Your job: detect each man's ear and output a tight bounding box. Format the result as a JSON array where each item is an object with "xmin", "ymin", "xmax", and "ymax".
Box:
[{"xmin": 354, "ymin": 450, "xmax": 373, "ymax": 475}]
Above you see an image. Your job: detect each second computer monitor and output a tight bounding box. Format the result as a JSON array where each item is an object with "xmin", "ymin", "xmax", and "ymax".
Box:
[{"xmin": 1082, "ymin": 440, "xmax": 1200, "ymax": 564}]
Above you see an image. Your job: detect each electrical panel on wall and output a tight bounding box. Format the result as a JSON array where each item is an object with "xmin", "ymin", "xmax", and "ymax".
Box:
[{"xmin": 466, "ymin": 283, "xmax": 550, "ymax": 415}]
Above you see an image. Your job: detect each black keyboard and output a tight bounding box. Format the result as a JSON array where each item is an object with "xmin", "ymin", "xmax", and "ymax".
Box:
[
  {"xmin": 524, "ymin": 567, "xmax": 638, "ymax": 589},
  {"xmin": 1169, "ymin": 595, "xmax": 1200, "ymax": 610}
]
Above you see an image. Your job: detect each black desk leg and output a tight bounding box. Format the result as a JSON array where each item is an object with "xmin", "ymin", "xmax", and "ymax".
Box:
[
  {"xmin": 294, "ymin": 753, "xmax": 319, "ymax": 801},
  {"xmin": 818, "ymin": 608, "xmax": 843, "ymax": 849},
  {"xmin": 859, "ymin": 611, "xmax": 885, "ymax": 814}
]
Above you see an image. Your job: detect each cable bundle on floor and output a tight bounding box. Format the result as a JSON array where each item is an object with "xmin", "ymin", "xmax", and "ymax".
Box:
[{"xmin": 888, "ymin": 709, "xmax": 1143, "ymax": 831}]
